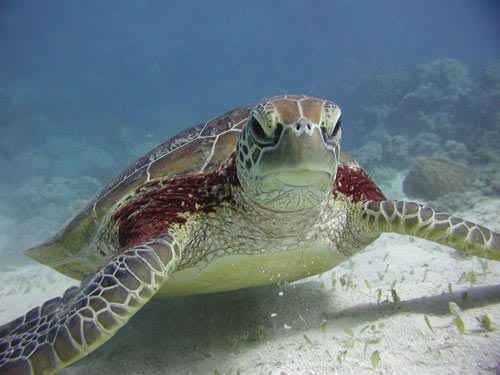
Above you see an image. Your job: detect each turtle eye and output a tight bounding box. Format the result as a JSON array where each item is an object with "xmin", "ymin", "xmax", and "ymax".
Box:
[
  {"xmin": 321, "ymin": 115, "xmax": 341, "ymax": 144},
  {"xmin": 321, "ymin": 101, "xmax": 341, "ymax": 141},
  {"xmin": 250, "ymin": 115, "xmax": 282, "ymax": 145},
  {"xmin": 331, "ymin": 116, "xmax": 341, "ymax": 138},
  {"xmin": 250, "ymin": 116, "xmax": 267, "ymax": 140}
]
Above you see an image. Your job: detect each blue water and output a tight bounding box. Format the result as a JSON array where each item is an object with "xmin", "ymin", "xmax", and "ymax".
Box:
[
  {"xmin": 0, "ymin": 0, "xmax": 498, "ymax": 256},
  {"xmin": 2, "ymin": 1, "xmax": 499, "ymax": 141},
  {"xmin": 0, "ymin": 0, "xmax": 498, "ymax": 263},
  {"xmin": 0, "ymin": 1, "xmax": 500, "ymax": 373}
]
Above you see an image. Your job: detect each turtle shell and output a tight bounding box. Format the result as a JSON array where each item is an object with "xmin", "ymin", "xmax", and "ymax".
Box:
[
  {"xmin": 26, "ymin": 104, "xmax": 252, "ymax": 279},
  {"xmin": 25, "ymin": 98, "xmax": 382, "ymax": 280}
]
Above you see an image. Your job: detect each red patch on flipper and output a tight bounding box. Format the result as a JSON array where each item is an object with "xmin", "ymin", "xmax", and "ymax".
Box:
[
  {"xmin": 113, "ymin": 158, "xmax": 236, "ymax": 249},
  {"xmin": 333, "ymin": 164, "xmax": 386, "ymax": 202}
]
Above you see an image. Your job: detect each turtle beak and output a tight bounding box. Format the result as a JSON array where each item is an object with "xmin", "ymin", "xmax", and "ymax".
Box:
[{"xmin": 258, "ymin": 119, "xmax": 339, "ymax": 187}]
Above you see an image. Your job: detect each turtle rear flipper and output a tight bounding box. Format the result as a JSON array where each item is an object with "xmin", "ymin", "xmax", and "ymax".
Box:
[
  {"xmin": 362, "ymin": 200, "xmax": 500, "ymax": 260},
  {"xmin": 0, "ymin": 230, "xmax": 185, "ymax": 375}
]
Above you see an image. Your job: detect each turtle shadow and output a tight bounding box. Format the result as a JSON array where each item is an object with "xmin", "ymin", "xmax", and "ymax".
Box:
[
  {"xmin": 325, "ymin": 283, "xmax": 500, "ymax": 322},
  {"xmin": 61, "ymin": 282, "xmax": 328, "ymax": 374},
  {"xmin": 61, "ymin": 281, "xmax": 500, "ymax": 374}
]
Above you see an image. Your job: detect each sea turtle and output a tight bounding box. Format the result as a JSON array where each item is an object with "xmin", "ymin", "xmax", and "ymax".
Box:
[{"xmin": 0, "ymin": 95, "xmax": 499, "ymax": 374}]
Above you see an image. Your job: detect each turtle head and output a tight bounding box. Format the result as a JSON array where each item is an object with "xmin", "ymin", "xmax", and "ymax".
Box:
[{"xmin": 236, "ymin": 96, "xmax": 341, "ymax": 211}]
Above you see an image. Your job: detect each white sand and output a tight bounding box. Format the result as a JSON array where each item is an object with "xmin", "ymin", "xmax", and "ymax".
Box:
[{"xmin": 1, "ymin": 199, "xmax": 499, "ymax": 375}]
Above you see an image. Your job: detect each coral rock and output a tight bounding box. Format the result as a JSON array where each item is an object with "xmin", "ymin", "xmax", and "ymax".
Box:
[{"xmin": 403, "ymin": 157, "xmax": 475, "ymax": 200}]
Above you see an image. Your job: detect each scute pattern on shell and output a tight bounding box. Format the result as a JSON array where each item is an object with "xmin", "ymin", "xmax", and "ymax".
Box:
[
  {"xmin": 24, "ymin": 95, "xmax": 371, "ymax": 281},
  {"xmin": 24, "ymin": 103, "xmax": 253, "ymax": 278},
  {"xmin": 93, "ymin": 106, "xmax": 251, "ymax": 211}
]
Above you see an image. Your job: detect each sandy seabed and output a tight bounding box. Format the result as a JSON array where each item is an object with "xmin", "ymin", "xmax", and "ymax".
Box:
[{"xmin": 1, "ymin": 198, "xmax": 499, "ymax": 375}]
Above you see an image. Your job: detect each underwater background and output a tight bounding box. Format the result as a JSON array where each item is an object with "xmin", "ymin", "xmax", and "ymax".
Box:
[
  {"xmin": 1, "ymin": 1, "xmax": 500, "ymax": 374},
  {"xmin": 1, "ymin": 0, "xmax": 499, "ymax": 263}
]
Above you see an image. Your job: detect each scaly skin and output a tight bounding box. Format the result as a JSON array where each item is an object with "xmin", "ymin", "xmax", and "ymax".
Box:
[
  {"xmin": 2, "ymin": 199, "xmax": 499, "ymax": 375},
  {"xmin": 362, "ymin": 200, "xmax": 500, "ymax": 260},
  {"xmin": 1, "ymin": 96, "xmax": 500, "ymax": 374},
  {"xmin": 0, "ymin": 223, "xmax": 191, "ymax": 375}
]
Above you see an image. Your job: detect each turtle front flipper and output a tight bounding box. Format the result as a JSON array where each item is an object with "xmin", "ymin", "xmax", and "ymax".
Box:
[
  {"xmin": 0, "ymin": 230, "xmax": 186, "ymax": 375},
  {"xmin": 362, "ymin": 200, "xmax": 500, "ymax": 260}
]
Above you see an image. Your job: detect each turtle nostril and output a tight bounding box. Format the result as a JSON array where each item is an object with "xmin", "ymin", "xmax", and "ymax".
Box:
[{"xmin": 294, "ymin": 120, "xmax": 312, "ymax": 133}]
